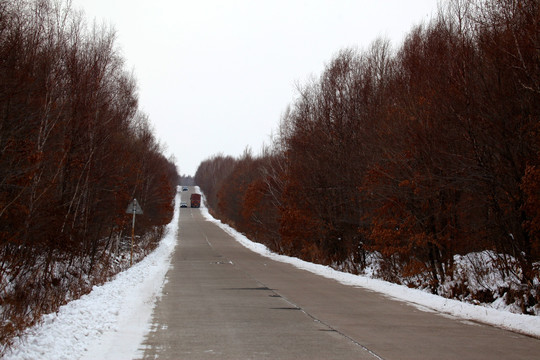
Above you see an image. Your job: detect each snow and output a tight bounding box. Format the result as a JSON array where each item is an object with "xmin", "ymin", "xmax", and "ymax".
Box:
[
  {"xmin": 3, "ymin": 191, "xmax": 180, "ymax": 360},
  {"xmin": 4, "ymin": 187, "xmax": 539, "ymax": 359},
  {"xmin": 197, "ymin": 192, "xmax": 540, "ymax": 339}
]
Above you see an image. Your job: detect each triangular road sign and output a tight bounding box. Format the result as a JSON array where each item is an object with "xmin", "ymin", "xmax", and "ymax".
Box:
[{"xmin": 126, "ymin": 198, "xmax": 143, "ymax": 215}]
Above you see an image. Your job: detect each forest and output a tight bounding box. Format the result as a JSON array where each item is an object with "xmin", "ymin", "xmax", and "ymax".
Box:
[
  {"xmin": 0, "ymin": 0, "xmax": 179, "ymax": 348},
  {"xmin": 196, "ymin": 0, "xmax": 540, "ymax": 315}
]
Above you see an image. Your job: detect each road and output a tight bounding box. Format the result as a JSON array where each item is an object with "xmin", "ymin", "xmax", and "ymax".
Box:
[{"xmin": 137, "ymin": 188, "xmax": 539, "ymax": 359}]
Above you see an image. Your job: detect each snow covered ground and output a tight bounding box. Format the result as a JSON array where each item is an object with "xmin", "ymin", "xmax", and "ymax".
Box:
[
  {"xmin": 5, "ymin": 188, "xmax": 540, "ymax": 360},
  {"xmin": 200, "ymin": 206, "xmax": 540, "ymax": 339},
  {"xmin": 3, "ymin": 191, "xmax": 181, "ymax": 360}
]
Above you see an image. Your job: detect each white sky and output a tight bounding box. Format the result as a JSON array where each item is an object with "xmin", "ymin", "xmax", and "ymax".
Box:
[{"xmin": 70, "ymin": 0, "xmax": 439, "ymax": 176}]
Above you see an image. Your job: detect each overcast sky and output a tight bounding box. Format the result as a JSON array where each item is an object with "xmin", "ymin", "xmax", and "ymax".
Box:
[{"xmin": 71, "ymin": 0, "xmax": 439, "ymax": 176}]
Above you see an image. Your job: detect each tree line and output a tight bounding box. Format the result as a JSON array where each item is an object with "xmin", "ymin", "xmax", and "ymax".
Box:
[
  {"xmin": 0, "ymin": 0, "xmax": 179, "ymax": 347},
  {"xmin": 196, "ymin": 0, "xmax": 540, "ymax": 314}
]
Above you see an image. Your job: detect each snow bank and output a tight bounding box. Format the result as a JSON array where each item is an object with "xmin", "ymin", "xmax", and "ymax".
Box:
[
  {"xmin": 5, "ymin": 187, "xmax": 539, "ymax": 360},
  {"xmin": 198, "ymin": 197, "xmax": 540, "ymax": 339},
  {"xmin": 4, "ymin": 191, "xmax": 180, "ymax": 360}
]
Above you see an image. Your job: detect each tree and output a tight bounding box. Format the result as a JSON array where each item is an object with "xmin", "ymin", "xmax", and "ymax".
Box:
[{"xmin": 0, "ymin": 0, "xmax": 179, "ymax": 348}]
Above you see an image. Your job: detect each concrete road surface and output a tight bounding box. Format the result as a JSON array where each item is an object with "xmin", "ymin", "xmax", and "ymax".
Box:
[{"xmin": 137, "ymin": 189, "xmax": 539, "ymax": 359}]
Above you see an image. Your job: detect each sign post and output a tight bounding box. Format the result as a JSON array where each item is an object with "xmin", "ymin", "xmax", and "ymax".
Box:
[{"xmin": 125, "ymin": 198, "xmax": 143, "ymax": 266}]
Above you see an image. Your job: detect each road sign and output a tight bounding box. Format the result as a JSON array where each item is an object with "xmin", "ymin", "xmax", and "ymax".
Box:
[
  {"xmin": 126, "ymin": 198, "xmax": 143, "ymax": 266},
  {"xmin": 126, "ymin": 198, "xmax": 143, "ymax": 215}
]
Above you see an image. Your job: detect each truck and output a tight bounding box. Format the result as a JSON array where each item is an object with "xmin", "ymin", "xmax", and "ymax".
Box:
[{"xmin": 190, "ymin": 193, "xmax": 201, "ymax": 208}]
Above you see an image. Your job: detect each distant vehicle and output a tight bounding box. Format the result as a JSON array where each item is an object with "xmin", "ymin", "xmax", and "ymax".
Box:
[
  {"xmin": 182, "ymin": 186, "xmax": 188, "ymax": 191},
  {"xmin": 180, "ymin": 202, "xmax": 188, "ymax": 208},
  {"xmin": 190, "ymin": 193, "xmax": 201, "ymax": 208}
]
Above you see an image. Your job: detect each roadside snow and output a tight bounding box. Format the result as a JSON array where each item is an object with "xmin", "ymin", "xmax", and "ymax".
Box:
[
  {"xmin": 198, "ymin": 198, "xmax": 540, "ymax": 339},
  {"xmin": 3, "ymin": 191, "xmax": 180, "ymax": 360},
  {"xmin": 5, "ymin": 186, "xmax": 540, "ymax": 360}
]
